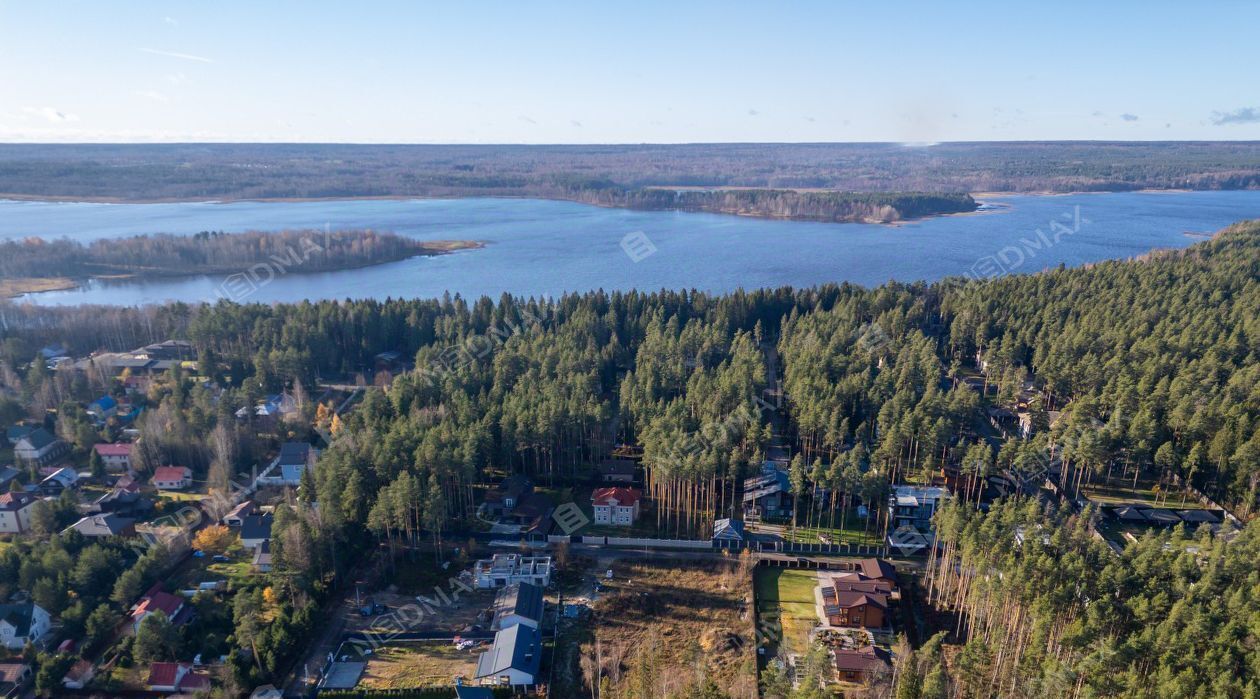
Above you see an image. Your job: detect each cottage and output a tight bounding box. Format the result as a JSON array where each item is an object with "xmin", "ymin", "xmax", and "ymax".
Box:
[
  {"xmin": 223, "ymin": 500, "xmax": 257, "ymax": 527},
  {"xmin": 236, "ymin": 393, "xmax": 299, "ymax": 422},
  {"xmin": 473, "ymin": 553, "xmax": 552, "ymax": 589},
  {"xmin": 474, "ymin": 623, "xmax": 541, "ymax": 687},
  {"xmin": 240, "ymin": 514, "xmax": 274, "ymax": 550},
  {"xmin": 742, "ymin": 464, "xmax": 792, "ymax": 520},
  {"xmin": 146, "ymin": 661, "xmax": 210, "ymax": 693},
  {"xmin": 596, "ymin": 459, "xmax": 637, "ymax": 484},
  {"xmin": 888, "ymin": 485, "xmax": 949, "ymax": 534},
  {"xmin": 712, "ymin": 517, "xmax": 745, "ymax": 542},
  {"xmin": 0, "ymin": 602, "xmax": 50, "ymax": 649},
  {"xmin": 61, "ymin": 659, "xmax": 95, "ymax": 690},
  {"xmin": 821, "ymin": 586, "xmax": 888, "ymax": 629},
  {"xmin": 857, "ymin": 558, "xmax": 898, "ymax": 587},
  {"xmin": 86, "ymin": 395, "xmax": 118, "ymax": 421},
  {"xmin": 0, "ymin": 663, "xmax": 30, "ymax": 697},
  {"xmin": 14, "ymin": 429, "xmax": 67, "ymax": 466},
  {"xmin": 153, "ymin": 466, "xmax": 193, "ymax": 490},
  {"xmin": 491, "ymin": 582, "xmax": 545, "ymax": 630},
  {"xmin": 66, "ymin": 514, "xmax": 137, "ymax": 538},
  {"xmin": 92, "ymin": 442, "xmax": 133, "ymax": 472},
  {"xmin": 131, "ymin": 585, "xmax": 187, "ymax": 631},
  {"xmin": 252, "ymin": 541, "xmax": 273, "ymax": 572},
  {"xmin": 483, "ymin": 475, "xmax": 534, "ymax": 516},
  {"xmin": 591, "ymin": 487, "xmax": 641, "ymax": 526},
  {"xmin": 832, "ymin": 646, "xmax": 892, "ymax": 683},
  {"xmin": 0, "ymin": 493, "xmax": 38, "ymax": 534},
  {"xmin": 275, "ymin": 442, "xmax": 317, "ymax": 485},
  {"xmin": 38, "ymin": 467, "xmax": 78, "ymax": 497}
]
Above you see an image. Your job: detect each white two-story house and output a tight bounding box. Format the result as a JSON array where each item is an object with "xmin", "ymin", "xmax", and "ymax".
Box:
[{"xmin": 591, "ymin": 487, "xmax": 641, "ymax": 526}]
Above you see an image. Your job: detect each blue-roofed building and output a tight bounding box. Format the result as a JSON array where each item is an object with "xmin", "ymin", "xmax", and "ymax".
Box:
[
  {"xmin": 454, "ymin": 685, "xmax": 495, "ymax": 699},
  {"xmin": 742, "ymin": 462, "xmax": 792, "ymax": 520},
  {"xmin": 712, "ymin": 517, "xmax": 746, "ymax": 542},
  {"xmin": 491, "ymin": 582, "xmax": 545, "ymax": 630},
  {"xmin": 87, "ymin": 395, "xmax": 118, "ymax": 421},
  {"xmin": 474, "ymin": 623, "xmax": 541, "ymax": 687}
]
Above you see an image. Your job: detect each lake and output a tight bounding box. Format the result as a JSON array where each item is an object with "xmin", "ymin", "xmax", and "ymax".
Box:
[{"xmin": 5, "ymin": 190, "xmax": 1260, "ymax": 306}]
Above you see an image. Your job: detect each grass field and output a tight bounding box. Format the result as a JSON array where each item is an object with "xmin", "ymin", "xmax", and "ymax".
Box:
[
  {"xmin": 358, "ymin": 643, "xmax": 480, "ymax": 689},
  {"xmin": 1082, "ymin": 482, "xmax": 1205, "ymax": 509},
  {"xmin": 754, "ymin": 568, "xmax": 820, "ymax": 658},
  {"xmin": 555, "ymin": 559, "xmax": 757, "ymax": 698}
]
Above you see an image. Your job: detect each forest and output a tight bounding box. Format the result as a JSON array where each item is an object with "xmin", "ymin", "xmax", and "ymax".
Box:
[
  {"xmin": 0, "ymin": 229, "xmax": 477, "ymax": 286},
  {"xmin": 0, "ymin": 219, "xmax": 1255, "ymax": 696},
  {"xmin": 0, "ymin": 142, "xmax": 1257, "ymax": 218}
]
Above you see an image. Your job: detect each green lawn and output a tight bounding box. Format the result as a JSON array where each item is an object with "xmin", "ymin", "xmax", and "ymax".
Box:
[
  {"xmin": 774, "ymin": 510, "xmax": 883, "ymax": 546},
  {"xmin": 1083, "ymin": 482, "xmax": 1204, "ymax": 509},
  {"xmin": 755, "ymin": 568, "xmax": 819, "ymax": 657}
]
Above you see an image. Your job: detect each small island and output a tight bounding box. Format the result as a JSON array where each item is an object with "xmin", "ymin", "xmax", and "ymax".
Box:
[
  {"xmin": 574, "ymin": 187, "xmax": 979, "ymax": 222},
  {"xmin": 0, "ymin": 229, "xmax": 482, "ymax": 297}
]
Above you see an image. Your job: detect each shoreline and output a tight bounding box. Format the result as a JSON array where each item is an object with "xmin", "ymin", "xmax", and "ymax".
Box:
[{"xmin": 3, "ymin": 239, "xmax": 485, "ymax": 299}]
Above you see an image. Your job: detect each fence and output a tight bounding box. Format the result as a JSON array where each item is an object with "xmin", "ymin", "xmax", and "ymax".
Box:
[{"xmin": 578, "ymin": 535, "xmax": 712, "ymax": 549}]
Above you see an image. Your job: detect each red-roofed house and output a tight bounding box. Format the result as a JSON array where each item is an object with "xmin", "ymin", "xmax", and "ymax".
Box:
[
  {"xmin": 131, "ymin": 585, "xmax": 186, "ymax": 631},
  {"xmin": 591, "ymin": 487, "xmax": 641, "ymax": 526},
  {"xmin": 0, "ymin": 492, "xmax": 39, "ymax": 534},
  {"xmin": 146, "ymin": 661, "xmax": 210, "ymax": 693},
  {"xmin": 92, "ymin": 443, "xmax": 133, "ymax": 472},
  {"xmin": 152, "ymin": 466, "xmax": 192, "ymax": 490}
]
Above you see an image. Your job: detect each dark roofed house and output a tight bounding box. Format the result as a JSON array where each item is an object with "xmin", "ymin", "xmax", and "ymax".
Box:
[
  {"xmin": 455, "ymin": 685, "xmax": 495, "ymax": 699},
  {"xmin": 275, "ymin": 442, "xmax": 316, "ymax": 486},
  {"xmin": 832, "ymin": 646, "xmax": 892, "ymax": 683},
  {"xmin": 240, "ymin": 514, "xmax": 274, "ymax": 549},
  {"xmin": 712, "ymin": 517, "xmax": 745, "ymax": 542},
  {"xmin": 742, "ymin": 464, "xmax": 792, "ymax": 519},
  {"xmin": 484, "ymin": 475, "xmax": 534, "ymax": 516},
  {"xmin": 492, "ymin": 582, "xmax": 545, "ymax": 630},
  {"xmin": 38, "ymin": 467, "xmax": 78, "ymax": 496},
  {"xmin": 223, "ymin": 500, "xmax": 257, "ymax": 527},
  {"xmin": 0, "ymin": 663, "xmax": 31, "ymax": 696},
  {"xmin": 14, "ymin": 428, "xmax": 67, "ymax": 467},
  {"xmin": 474, "ymin": 623, "xmax": 541, "ymax": 687},
  {"xmin": 1142, "ymin": 509, "xmax": 1183, "ymax": 526},
  {"xmin": 0, "ymin": 602, "xmax": 50, "ymax": 649},
  {"xmin": 597, "ymin": 459, "xmax": 637, "ymax": 484},
  {"xmin": 66, "ymin": 514, "xmax": 137, "ymax": 538},
  {"xmin": 1113, "ymin": 505, "xmax": 1151, "ymax": 522},
  {"xmin": 1177, "ymin": 509, "xmax": 1222, "ymax": 524},
  {"xmin": 253, "ymin": 541, "xmax": 273, "ymax": 572}
]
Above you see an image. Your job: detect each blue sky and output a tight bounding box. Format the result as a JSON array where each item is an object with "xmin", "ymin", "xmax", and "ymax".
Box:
[{"xmin": 2, "ymin": 0, "xmax": 1259, "ymax": 143}]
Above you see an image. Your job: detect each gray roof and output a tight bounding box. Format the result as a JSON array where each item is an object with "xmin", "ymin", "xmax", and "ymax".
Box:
[
  {"xmin": 277, "ymin": 442, "xmax": 312, "ymax": 466},
  {"xmin": 475, "ymin": 623, "xmax": 541, "ymax": 681},
  {"xmin": 19, "ymin": 428, "xmax": 57, "ymax": 451},
  {"xmin": 69, "ymin": 514, "xmax": 134, "ymax": 537},
  {"xmin": 240, "ymin": 514, "xmax": 273, "ymax": 541},
  {"xmin": 0, "ymin": 603, "xmax": 39, "ymax": 637},
  {"xmin": 494, "ymin": 582, "xmax": 545, "ymax": 626}
]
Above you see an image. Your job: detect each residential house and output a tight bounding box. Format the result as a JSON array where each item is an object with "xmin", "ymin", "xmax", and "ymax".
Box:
[
  {"xmin": 14, "ymin": 429, "xmax": 67, "ymax": 467},
  {"xmin": 252, "ymin": 541, "xmax": 273, "ymax": 572},
  {"xmin": 483, "ymin": 475, "xmax": 533, "ymax": 516},
  {"xmin": 61, "ymin": 660, "xmax": 95, "ymax": 690},
  {"xmin": 742, "ymin": 463, "xmax": 792, "ymax": 520},
  {"xmin": 152, "ymin": 466, "xmax": 192, "ymax": 490},
  {"xmin": 888, "ymin": 485, "xmax": 949, "ymax": 534},
  {"xmin": 240, "ymin": 514, "xmax": 274, "ymax": 550},
  {"xmin": 250, "ymin": 686, "xmax": 284, "ymax": 699},
  {"xmin": 236, "ymin": 393, "xmax": 299, "ymax": 422},
  {"xmin": 0, "ymin": 493, "xmax": 38, "ymax": 534},
  {"xmin": 66, "ymin": 514, "xmax": 136, "ymax": 538},
  {"xmin": 857, "ymin": 559, "xmax": 899, "ymax": 588},
  {"xmin": 146, "ymin": 661, "xmax": 210, "ymax": 693},
  {"xmin": 92, "ymin": 442, "xmax": 133, "ymax": 472},
  {"xmin": 832, "ymin": 646, "xmax": 892, "ymax": 684},
  {"xmin": 473, "ymin": 554, "xmax": 552, "ymax": 589},
  {"xmin": 712, "ymin": 517, "xmax": 745, "ymax": 542},
  {"xmin": 275, "ymin": 442, "xmax": 317, "ymax": 485},
  {"xmin": 473, "ymin": 623, "xmax": 541, "ymax": 687},
  {"xmin": 0, "ymin": 467, "xmax": 18, "ymax": 492},
  {"xmin": 131, "ymin": 585, "xmax": 187, "ymax": 631},
  {"xmin": 596, "ymin": 459, "xmax": 637, "ymax": 484},
  {"xmin": 591, "ymin": 487, "xmax": 641, "ymax": 526},
  {"xmin": 86, "ymin": 395, "xmax": 118, "ymax": 422},
  {"xmin": 3, "ymin": 426, "xmax": 32, "ymax": 448},
  {"xmin": 223, "ymin": 500, "xmax": 257, "ymax": 527},
  {"xmin": 491, "ymin": 582, "xmax": 545, "ymax": 631},
  {"xmin": 455, "ymin": 685, "xmax": 495, "ymax": 699},
  {"xmin": 821, "ymin": 585, "xmax": 888, "ymax": 629},
  {"xmin": 0, "ymin": 663, "xmax": 30, "ymax": 698},
  {"xmin": 38, "ymin": 467, "xmax": 78, "ymax": 497},
  {"xmin": 0, "ymin": 602, "xmax": 51, "ymax": 649},
  {"xmin": 88, "ymin": 485, "xmax": 152, "ymax": 517}
]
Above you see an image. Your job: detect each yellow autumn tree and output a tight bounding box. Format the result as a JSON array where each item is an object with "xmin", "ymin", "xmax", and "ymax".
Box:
[{"xmin": 192, "ymin": 524, "xmax": 234, "ymax": 555}]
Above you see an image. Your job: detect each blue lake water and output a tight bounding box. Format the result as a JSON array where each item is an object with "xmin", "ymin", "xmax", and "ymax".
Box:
[{"xmin": 4, "ymin": 191, "xmax": 1259, "ymax": 306}]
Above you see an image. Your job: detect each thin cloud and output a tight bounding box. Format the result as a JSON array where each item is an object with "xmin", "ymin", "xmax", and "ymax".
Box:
[
  {"xmin": 570, "ymin": 120, "xmax": 582, "ymax": 128},
  {"xmin": 139, "ymin": 47, "xmax": 213, "ymax": 63},
  {"xmin": 135, "ymin": 90, "xmax": 170, "ymax": 103},
  {"xmin": 517, "ymin": 115, "xmax": 537, "ymax": 125},
  {"xmin": 1211, "ymin": 107, "xmax": 1260, "ymax": 125},
  {"xmin": 1120, "ymin": 113, "xmax": 1139, "ymax": 122},
  {"xmin": 22, "ymin": 106, "xmax": 78, "ymax": 123},
  {"xmin": 163, "ymin": 16, "xmax": 179, "ymax": 26},
  {"xmin": 747, "ymin": 108, "xmax": 759, "ymax": 116}
]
